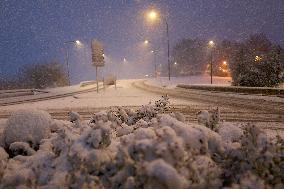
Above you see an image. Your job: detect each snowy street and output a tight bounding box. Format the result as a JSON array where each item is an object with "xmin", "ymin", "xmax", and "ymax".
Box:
[
  {"xmin": 0, "ymin": 79, "xmax": 202, "ymax": 114},
  {"xmin": 1, "ymin": 78, "xmax": 283, "ymax": 137}
]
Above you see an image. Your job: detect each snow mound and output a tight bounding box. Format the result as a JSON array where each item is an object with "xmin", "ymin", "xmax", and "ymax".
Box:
[
  {"xmin": 3, "ymin": 109, "xmax": 52, "ymax": 148},
  {"xmin": 0, "ymin": 98, "xmax": 282, "ymax": 188},
  {"xmin": 9, "ymin": 142, "xmax": 36, "ymax": 156},
  {"xmin": 0, "ymin": 131, "xmax": 4, "ymax": 148},
  {"xmin": 0, "ymin": 147, "xmax": 8, "ymax": 161},
  {"xmin": 144, "ymin": 159, "xmax": 188, "ymax": 189},
  {"xmin": 218, "ymin": 122, "xmax": 243, "ymax": 143}
]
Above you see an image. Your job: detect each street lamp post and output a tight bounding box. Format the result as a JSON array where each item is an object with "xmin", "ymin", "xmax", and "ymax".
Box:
[
  {"xmin": 208, "ymin": 40, "xmax": 214, "ymax": 84},
  {"xmin": 146, "ymin": 10, "xmax": 171, "ymax": 80},
  {"xmin": 64, "ymin": 40, "xmax": 81, "ymax": 86},
  {"xmin": 151, "ymin": 50, "xmax": 158, "ymax": 77},
  {"xmin": 64, "ymin": 47, "xmax": 70, "ymax": 86},
  {"xmin": 166, "ymin": 21, "xmax": 170, "ymax": 81},
  {"xmin": 210, "ymin": 50, "xmax": 213, "ymax": 84}
]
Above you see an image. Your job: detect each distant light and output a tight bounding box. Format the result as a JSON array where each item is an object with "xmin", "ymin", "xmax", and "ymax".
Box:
[
  {"xmin": 123, "ymin": 58, "xmax": 127, "ymax": 62},
  {"xmin": 255, "ymin": 55, "xmax": 262, "ymax": 62},
  {"xmin": 145, "ymin": 74, "xmax": 149, "ymax": 77},
  {"xmin": 223, "ymin": 61, "xmax": 227, "ymax": 65},
  {"xmin": 219, "ymin": 66, "xmax": 228, "ymax": 73},
  {"xmin": 75, "ymin": 40, "xmax": 81, "ymax": 45},
  {"xmin": 151, "ymin": 50, "xmax": 154, "ymax": 53},
  {"xmin": 174, "ymin": 62, "xmax": 177, "ymax": 65},
  {"xmin": 102, "ymin": 54, "xmax": 105, "ymax": 57},
  {"xmin": 144, "ymin": 40, "xmax": 149, "ymax": 44},
  {"xmin": 209, "ymin": 40, "xmax": 214, "ymax": 47}
]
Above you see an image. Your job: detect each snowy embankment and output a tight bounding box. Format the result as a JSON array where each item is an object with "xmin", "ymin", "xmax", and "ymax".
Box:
[
  {"xmin": 147, "ymin": 75, "xmax": 283, "ymax": 95},
  {"xmin": 147, "ymin": 75, "xmax": 232, "ymax": 89},
  {"xmin": 0, "ymin": 96, "xmax": 283, "ymax": 188},
  {"xmin": 0, "ymin": 82, "xmax": 101, "ymax": 107}
]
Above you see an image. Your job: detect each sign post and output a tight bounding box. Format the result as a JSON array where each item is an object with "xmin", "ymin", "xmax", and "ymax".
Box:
[{"xmin": 91, "ymin": 39, "xmax": 105, "ymax": 92}]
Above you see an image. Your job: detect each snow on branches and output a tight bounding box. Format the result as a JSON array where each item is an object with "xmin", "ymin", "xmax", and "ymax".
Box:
[{"xmin": 0, "ymin": 97, "xmax": 283, "ymax": 188}]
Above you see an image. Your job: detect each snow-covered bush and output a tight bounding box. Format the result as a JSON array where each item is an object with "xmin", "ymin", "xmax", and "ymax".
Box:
[
  {"xmin": 214, "ymin": 125, "xmax": 284, "ymax": 188},
  {"xmin": 0, "ymin": 131, "xmax": 4, "ymax": 148},
  {"xmin": 3, "ymin": 110, "xmax": 52, "ymax": 149},
  {"xmin": 9, "ymin": 142, "xmax": 36, "ymax": 156},
  {"xmin": 0, "ymin": 97, "xmax": 283, "ymax": 188},
  {"xmin": 196, "ymin": 107, "xmax": 220, "ymax": 131},
  {"xmin": 0, "ymin": 147, "xmax": 8, "ymax": 161},
  {"xmin": 90, "ymin": 95, "xmax": 170, "ymax": 126},
  {"xmin": 218, "ymin": 123, "xmax": 243, "ymax": 143}
]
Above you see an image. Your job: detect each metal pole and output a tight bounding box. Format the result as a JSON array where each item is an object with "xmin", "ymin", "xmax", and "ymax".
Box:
[
  {"xmin": 154, "ymin": 52, "xmax": 157, "ymax": 78},
  {"xmin": 153, "ymin": 50, "xmax": 157, "ymax": 78},
  {"xmin": 210, "ymin": 50, "xmax": 213, "ymax": 84},
  {"xmin": 65, "ymin": 47, "xmax": 70, "ymax": 86},
  {"xmin": 96, "ymin": 66, "xmax": 98, "ymax": 93},
  {"xmin": 166, "ymin": 21, "xmax": 170, "ymax": 81}
]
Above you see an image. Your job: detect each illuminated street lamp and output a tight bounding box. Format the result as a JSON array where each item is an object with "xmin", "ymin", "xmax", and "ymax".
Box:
[
  {"xmin": 144, "ymin": 40, "xmax": 149, "ymax": 44},
  {"xmin": 209, "ymin": 40, "xmax": 214, "ymax": 47},
  {"xmin": 223, "ymin": 61, "xmax": 227, "ymax": 65},
  {"xmin": 64, "ymin": 40, "xmax": 82, "ymax": 86},
  {"xmin": 208, "ymin": 40, "xmax": 215, "ymax": 84},
  {"xmin": 148, "ymin": 10, "xmax": 158, "ymax": 20},
  {"xmin": 146, "ymin": 9, "xmax": 171, "ymax": 80}
]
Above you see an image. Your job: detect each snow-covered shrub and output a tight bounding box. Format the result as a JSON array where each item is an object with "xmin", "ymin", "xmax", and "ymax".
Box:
[
  {"xmin": 218, "ymin": 123, "xmax": 243, "ymax": 143},
  {"xmin": 68, "ymin": 111, "xmax": 82, "ymax": 128},
  {"xmin": 214, "ymin": 125, "xmax": 284, "ymax": 188},
  {"xmin": 0, "ymin": 147, "xmax": 8, "ymax": 161},
  {"xmin": 9, "ymin": 142, "xmax": 36, "ymax": 156},
  {"xmin": 0, "ymin": 131, "xmax": 4, "ymax": 148},
  {"xmin": 3, "ymin": 110, "xmax": 52, "ymax": 149},
  {"xmin": 90, "ymin": 95, "xmax": 171, "ymax": 127},
  {"xmin": 0, "ymin": 98, "xmax": 283, "ymax": 188},
  {"xmin": 196, "ymin": 107, "xmax": 220, "ymax": 131},
  {"xmin": 140, "ymin": 159, "xmax": 189, "ymax": 189}
]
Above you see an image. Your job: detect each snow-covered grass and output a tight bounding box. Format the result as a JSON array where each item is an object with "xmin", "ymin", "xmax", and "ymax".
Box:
[
  {"xmin": 145, "ymin": 77, "xmax": 284, "ymax": 104},
  {"xmin": 147, "ymin": 75, "xmax": 232, "ymax": 89},
  {"xmin": 0, "ymin": 97, "xmax": 283, "ymax": 188}
]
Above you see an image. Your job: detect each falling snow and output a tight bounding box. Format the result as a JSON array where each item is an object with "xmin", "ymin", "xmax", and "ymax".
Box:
[{"xmin": 0, "ymin": 1, "xmax": 283, "ymax": 83}]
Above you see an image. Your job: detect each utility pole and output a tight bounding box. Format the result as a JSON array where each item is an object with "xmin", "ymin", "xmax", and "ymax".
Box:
[
  {"xmin": 210, "ymin": 50, "xmax": 213, "ymax": 84},
  {"xmin": 166, "ymin": 21, "xmax": 170, "ymax": 81},
  {"xmin": 65, "ymin": 47, "xmax": 70, "ymax": 86},
  {"xmin": 208, "ymin": 40, "xmax": 215, "ymax": 84},
  {"xmin": 152, "ymin": 50, "xmax": 158, "ymax": 78}
]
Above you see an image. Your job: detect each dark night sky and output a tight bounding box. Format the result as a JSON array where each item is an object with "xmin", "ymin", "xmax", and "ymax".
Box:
[{"xmin": 1, "ymin": 0, "xmax": 283, "ymax": 83}]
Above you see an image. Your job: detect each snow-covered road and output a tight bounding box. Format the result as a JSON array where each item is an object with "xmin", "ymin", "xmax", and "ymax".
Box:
[
  {"xmin": 0, "ymin": 79, "xmax": 202, "ymax": 111},
  {"xmin": 0, "ymin": 78, "xmax": 283, "ymax": 137}
]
